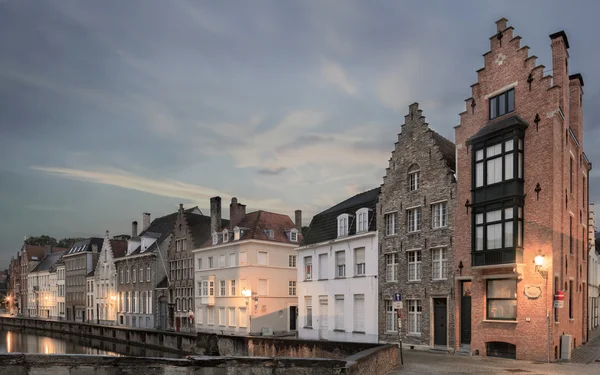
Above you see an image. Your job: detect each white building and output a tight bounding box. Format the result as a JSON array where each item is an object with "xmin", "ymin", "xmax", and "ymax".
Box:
[
  {"xmin": 86, "ymin": 273, "xmax": 94, "ymax": 323},
  {"xmin": 94, "ymin": 231, "xmax": 128, "ymax": 325},
  {"xmin": 49, "ymin": 269, "xmax": 58, "ymax": 319},
  {"xmin": 193, "ymin": 197, "xmax": 301, "ymax": 335},
  {"xmin": 26, "ymin": 251, "xmax": 64, "ymax": 319},
  {"xmin": 589, "ymin": 203, "xmax": 600, "ymax": 338},
  {"xmin": 56, "ymin": 262, "xmax": 65, "ymax": 320},
  {"xmin": 296, "ymin": 189, "xmax": 380, "ymax": 343}
]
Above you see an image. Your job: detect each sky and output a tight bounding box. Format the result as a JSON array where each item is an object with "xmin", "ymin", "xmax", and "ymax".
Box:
[{"xmin": 1, "ymin": 0, "xmax": 600, "ymax": 268}]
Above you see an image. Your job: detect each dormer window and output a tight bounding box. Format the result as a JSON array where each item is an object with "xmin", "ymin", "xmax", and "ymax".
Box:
[
  {"xmin": 289, "ymin": 229, "xmax": 298, "ymax": 242},
  {"xmin": 222, "ymin": 230, "xmax": 229, "ymax": 243},
  {"xmin": 212, "ymin": 233, "xmax": 219, "ymax": 245},
  {"xmin": 356, "ymin": 208, "xmax": 369, "ymax": 233},
  {"xmin": 234, "ymin": 227, "xmax": 241, "ymax": 241},
  {"xmin": 265, "ymin": 229, "xmax": 274, "ymax": 239},
  {"xmin": 337, "ymin": 214, "xmax": 349, "ymax": 237}
]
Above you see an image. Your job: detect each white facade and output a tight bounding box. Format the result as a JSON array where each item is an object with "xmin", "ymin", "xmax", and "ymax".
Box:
[
  {"xmin": 27, "ymin": 269, "xmax": 54, "ymax": 318},
  {"xmin": 296, "ymin": 231, "xmax": 379, "ymax": 343},
  {"xmin": 193, "ymin": 239, "xmax": 298, "ymax": 335},
  {"xmin": 56, "ymin": 264, "xmax": 65, "ymax": 320},
  {"xmin": 86, "ymin": 275, "xmax": 94, "ymax": 323},
  {"xmin": 589, "ymin": 203, "xmax": 599, "ymax": 336},
  {"xmin": 49, "ymin": 270, "xmax": 58, "ymax": 319},
  {"xmin": 94, "ymin": 232, "xmax": 122, "ymax": 325}
]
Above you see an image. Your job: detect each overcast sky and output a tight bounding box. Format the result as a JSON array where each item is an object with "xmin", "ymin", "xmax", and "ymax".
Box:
[{"xmin": 1, "ymin": 0, "xmax": 599, "ymax": 267}]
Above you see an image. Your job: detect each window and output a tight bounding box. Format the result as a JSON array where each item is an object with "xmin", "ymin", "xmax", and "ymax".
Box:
[
  {"xmin": 212, "ymin": 233, "xmax": 218, "ymax": 245},
  {"xmin": 304, "ymin": 256, "xmax": 312, "ymax": 280},
  {"xmin": 569, "ymin": 280, "xmax": 573, "ymax": 319},
  {"xmin": 355, "ymin": 247, "xmax": 365, "ymax": 276},
  {"xmin": 288, "ymin": 255, "xmax": 296, "ymax": 268},
  {"xmin": 570, "ymin": 157, "xmax": 574, "ymax": 193},
  {"xmin": 583, "ymin": 176, "xmax": 586, "ymax": 207},
  {"xmin": 354, "ymin": 294, "xmax": 365, "ymax": 332},
  {"xmin": 223, "ymin": 230, "xmax": 229, "ymax": 243},
  {"xmin": 318, "ymin": 253, "xmax": 328, "ymax": 279},
  {"xmin": 198, "ymin": 258, "xmax": 203, "ymax": 270},
  {"xmin": 228, "ymin": 253, "xmax": 235, "ymax": 267},
  {"xmin": 126, "ymin": 267, "xmax": 130, "ymax": 283},
  {"xmin": 486, "ymin": 279, "xmax": 517, "ymax": 320},
  {"xmin": 202, "ymin": 281, "xmax": 208, "ymax": 296},
  {"xmin": 569, "ymin": 216, "xmax": 573, "ymax": 254},
  {"xmin": 288, "ymin": 281, "xmax": 296, "ymax": 296},
  {"xmin": 207, "ymin": 307, "xmax": 214, "ymax": 325},
  {"xmin": 289, "ymin": 229, "xmax": 298, "ymax": 242},
  {"xmin": 385, "ymin": 253, "xmax": 398, "ymax": 282},
  {"xmin": 474, "ymin": 138, "xmax": 522, "ymax": 188},
  {"xmin": 139, "ymin": 266, "xmax": 143, "ymax": 283},
  {"xmin": 208, "ymin": 257, "xmax": 214, "ymax": 269},
  {"xmin": 220, "ymin": 280, "xmax": 226, "ymax": 296},
  {"xmin": 408, "ymin": 167, "xmax": 420, "ymax": 191},
  {"xmin": 219, "ymin": 254, "xmax": 225, "ymax": 268},
  {"xmin": 239, "ymin": 307, "xmax": 247, "ymax": 328},
  {"xmin": 407, "ymin": 207, "xmax": 422, "ymax": 232},
  {"xmin": 258, "ymin": 279, "xmax": 268, "ymax": 296},
  {"xmin": 554, "ymin": 276, "xmax": 559, "ymax": 322},
  {"xmin": 219, "ymin": 307, "xmax": 226, "ymax": 326},
  {"xmin": 119, "ymin": 268, "xmax": 123, "ymax": 284},
  {"xmin": 385, "ymin": 212, "xmax": 398, "ymax": 236},
  {"xmin": 489, "ymin": 88, "xmax": 514, "ymax": 120},
  {"xmin": 239, "ymin": 251, "xmax": 247, "ymax": 265},
  {"xmin": 356, "ymin": 208, "xmax": 369, "ymax": 232},
  {"xmin": 335, "ymin": 251, "xmax": 346, "ymax": 277},
  {"xmin": 337, "ymin": 214, "xmax": 349, "ymax": 237},
  {"xmin": 335, "ymin": 295, "xmax": 344, "ymax": 330},
  {"xmin": 230, "ymin": 280, "xmax": 236, "ymax": 296},
  {"xmin": 408, "ymin": 250, "xmax": 422, "ymax": 281},
  {"xmin": 385, "ymin": 300, "xmax": 397, "ymax": 332},
  {"xmin": 432, "ymin": 202, "xmax": 448, "ymax": 229},
  {"xmin": 234, "ymin": 227, "xmax": 241, "ymax": 240},
  {"xmin": 257, "ymin": 251, "xmax": 268, "ymax": 266},
  {"xmin": 228, "ymin": 308, "xmax": 235, "ymax": 327},
  {"xmin": 407, "ymin": 300, "xmax": 422, "ymax": 334},
  {"xmin": 209, "ymin": 281, "xmax": 214, "ymax": 296},
  {"xmin": 146, "ymin": 264, "xmax": 151, "ymax": 282},
  {"xmin": 305, "ymin": 297, "xmax": 313, "ymax": 327},
  {"xmin": 473, "ymin": 205, "xmax": 523, "ymax": 252},
  {"xmin": 432, "ymin": 248, "xmax": 448, "ymax": 280}
]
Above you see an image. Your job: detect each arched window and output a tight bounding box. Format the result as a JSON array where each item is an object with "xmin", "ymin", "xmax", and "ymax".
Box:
[{"xmin": 407, "ymin": 164, "xmax": 420, "ymax": 191}]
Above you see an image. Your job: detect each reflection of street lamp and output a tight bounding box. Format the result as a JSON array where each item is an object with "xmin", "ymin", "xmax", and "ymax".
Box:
[{"xmin": 533, "ymin": 251, "xmax": 550, "ymax": 364}]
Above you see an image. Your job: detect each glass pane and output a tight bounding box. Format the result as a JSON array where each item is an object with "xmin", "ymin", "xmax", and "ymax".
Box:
[
  {"xmin": 504, "ymin": 208, "xmax": 513, "ymax": 220},
  {"xmin": 504, "ymin": 221, "xmax": 513, "ymax": 247},
  {"xmin": 487, "ymin": 279, "xmax": 516, "ymax": 298},
  {"xmin": 499, "ymin": 93, "xmax": 506, "ymax": 116},
  {"xmin": 504, "ymin": 153, "xmax": 514, "ymax": 179},
  {"xmin": 507, "ymin": 90, "xmax": 515, "ymax": 112},
  {"xmin": 476, "ymin": 227, "xmax": 484, "ymax": 251},
  {"xmin": 490, "ymin": 98, "xmax": 497, "ymax": 119},
  {"xmin": 486, "ymin": 210, "xmax": 501, "ymax": 222},
  {"xmin": 476, "ymin": 162, "xmax": 484, "ymax": 187},
  {"xmin": 518, "ymin": 221, "xmax": 523, "ymax": 247},
  {"xmin": 487, "ymin": 300, "xmax": 517, "ymax": 320},
  {"xmin": 504, "ymin": 140, "xmax": 513, "ymax": 152},
  {"xmin": 487, "ymin": 223, "xmax": 502, "ymax": 249},
  {"xmin": 487, "ymin": 144, "xmax": 502, "ymax": 158},
  {"xmin": 518, "ymin": 138, "xmax": 523, "ymax": 150},
  {"xmin": 487, "ymin": 158, "xmax": 502, "ymax": 184},
  {"xmin": 518, "ymin": 207, "xmax": 523, "ymax": 219},
  {"xmin": 518, "ymin": 152, "xmax": 523, "ymax": 178},
  {"xmin": 476, "ymin": 150, "xmax": 484, "ymax": 161},
  {"xmin": 476, "ymin": 213, "xmax": 484, "ymax": 224}
]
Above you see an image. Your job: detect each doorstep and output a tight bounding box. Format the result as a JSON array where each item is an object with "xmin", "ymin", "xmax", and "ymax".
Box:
[{"xmin": 456, "ymin": 344, "xmax": 472, "ymax": 356}]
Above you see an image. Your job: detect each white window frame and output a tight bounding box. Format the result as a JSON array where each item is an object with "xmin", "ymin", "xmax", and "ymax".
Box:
[
  {"xmin": 353, "ymin": 294, "xmax": 365, "ymax": 332},
  {"xmin": 228, "ymin": 253, "xmax": 235, "ymax": 267},
  {"xmin": 258, "ymin": 278, "xmax": 268, "ymax": 296},
  {"xmin": 408, "ymin": 170, "xmax": 420, "ymax": 191},
  {"xmin": 207, "ymin": 307, "xmax": 214, "ymax": 325},
  {"xmin": 385, "ymin": 212, "xmax": 398, "ymax": 236},
  {"xmin": 407, "ymin": 206, "xmax": 422, "ymax": 233},
  {"xmin": 219, "ymin": 307, "xmax": 226, "ymax": 326},
  {"xmin": 233, "ymin": 226, "xmax": 241, "ymax": 241},
  {"xmin": 356, "ymin": 208, "xmax": 369, "ymax": 233},
  {"xmin": 220, "ymin": 280, "xmax": 226, "ymax": 296},
  {"xmin": 335, "ymin": 251, "xmax": 346, "ymax": 278},
  {"xmin": 355, "ymin": 247, "xmax": 366, "ymax": 276},
  {"xmin": 334, "ymin": 295, "xmax": 344, "ymax": 331},
  {"xmin": 432, "ymin": 248, "xmax": 448, "ymax": 280},
  {"xmin": 385, "ymin": 300, "xmax": 397, "ymax": 332},
  {"xmin": 385, "ymin": 253, "xmax": 398, "ymax": 282},
  {"xmin": 288, "ymin": 281, "xmax": 296, "ymax": 296},
  {"xmin": 431, "ymin": 201, "xmax": 448, "ymax": 229},
  {"xmin": 230, "ymin": 280, "xmax": 236, "ymax": 296},
  {"xmin": 198, "ymin": 258, "xmax": 203, "ymax": 270},
  {"xmin": 407, "ymin": 250, "xmax": 422, "ymax": 281},
  {"xmin": 257, "ymin": 251, "xmax": 269, "ymax": 266},
  {"xmin": 305, "ymin": 296, "xmax": 313, "ymax": 327},
  {"xmin": 239, "ymin": 307, "xmax": 247, "ymax": 328},
  {"xmin": 223, "ymin": 230, "xmax": 229, "ymax": 243},
  {"xmin": 304, "ymin": 256, "xmax": 312, "ymax": 280},
  {"xmin": 407, "ymin": 299, "xmax": 422, "ymax": 334},
  {"xmin": 219, "ymin": 254, "xmax": 226, "ymax": 268},
  {"xmin": 289, "ymin": 229, "xmax": 298, "ymax": 242},
  {"xmin": 288, "ymin": 255, "xmax": 297, "ymax": 268},
  {"xmin": 208, "ymin": 256, "xmax": 214, "ymax": 269},
  {"xmin": 228, "ymin": 307, "xmax": 236, "ymax": 327},
  {"xmin": 337, "ymin": 214, "xmax": 349, "ymax": 237},
  {"xmin": 239, "ymin": 251, "xmax": 247, "ymax": 265}
]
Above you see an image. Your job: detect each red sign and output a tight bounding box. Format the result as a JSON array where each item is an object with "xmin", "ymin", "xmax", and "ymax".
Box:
[{"xmin": 554, "ymin": 291, "xmax": 565, "ymax": 301}]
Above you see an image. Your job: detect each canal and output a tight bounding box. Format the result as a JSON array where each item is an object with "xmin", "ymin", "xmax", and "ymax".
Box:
[{"xmin": 0, "ymin": 327, "xmax": 182, "ymax": 357}]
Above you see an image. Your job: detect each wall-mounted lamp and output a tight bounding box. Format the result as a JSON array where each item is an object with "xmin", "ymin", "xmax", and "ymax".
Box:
[{"xmin": 534, "ymin": 252, "xmax": 548, "ymax": 279}]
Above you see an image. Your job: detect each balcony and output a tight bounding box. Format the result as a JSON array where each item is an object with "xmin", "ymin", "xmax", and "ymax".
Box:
[
  {"xmin": 472, "ymin": 248, "xmax": 523, "ymax": 268},
  {"xmin": 199, "ymin": 295, "xmax": 215, "ymax": 306}
]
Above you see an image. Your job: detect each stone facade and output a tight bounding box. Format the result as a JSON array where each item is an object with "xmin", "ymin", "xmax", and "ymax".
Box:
[
  {"xmin": 378, "ymin": 103, "xmax": 456, "ymax": 350},
  {"xmin": 454, "ymin": 18, "xmax": 591, "ymax": 361}
]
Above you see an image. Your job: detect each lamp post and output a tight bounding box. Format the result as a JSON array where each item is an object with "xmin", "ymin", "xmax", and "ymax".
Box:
[{"xmin": 534, "ymin": 253, "xmax": 550, "ymax": 363}]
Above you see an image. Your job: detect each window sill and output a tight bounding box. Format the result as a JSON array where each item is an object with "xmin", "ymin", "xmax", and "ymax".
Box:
[
  {"xmin": 386, "ymin": 280, "xmax": 398, "ymax": 283},
  {"xmin": 432, "ymin": 279, "xmax": 448, "ymax": 282},
  {"xmin": 569, "ymin": 319, "xmax": 575, "ymax": 322},
  {"xmin": 317, "ymin": 278, "xmax": 328, "ymax": 281},
  {"xmin": 352, "ymin": 331, "xmax": 365, "ymax": 335},
  {"xmin": 303, "ymin": 326, "xmax": 313, "ymax": 329},
  {"xmin": 482, "ymin": 319, "xmax": 517, "ymax": 324},
  {"xmin": 333, "ymin": 329, "xmax": 345, "ymax": 332},
  {"xmin": 385, "ymin": 234, "xmax": 399, "ymax": 238},
  {"xmin": 335, "ymin": 276, "xmax": 346, "ymax": 280},
  {"xmin": 407, "ymin": 280, "xmax": 421, "ymax": 284},
  {"xmin": 407, "ymin": 333, "xmax": 421, "ymax": 337},
  {"xmin": 407, "ymin": 231, "xmax": 422, "ymax": 235},
  {"xmin": 353, "ymin": 275, "xmax": 366, "ymax": 278},
  {"xmin": 303, "ymin": 279, "xmax": 312, "ymax": 282}
]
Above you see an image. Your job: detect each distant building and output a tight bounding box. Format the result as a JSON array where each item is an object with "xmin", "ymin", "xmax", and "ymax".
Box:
[
  {"xmin": 193, "ymin": 196, "xmax": 300, "ymax": 336},
  {"xmin": 297, "ymin": 188, "xmax": 380, "ymax": 343},
  {"xmin": 93, "ymin": 231, "xmax": 127, "ymax": 325},
  {"xmin": 27, "ymin": 251, "xmax": 65, "ymax": 318},
  {"xmin": 8, "ymin": 254, "xmax": 21, "ymax": 314},
  {"xmin": 589, "ymin": 204, "xmax": 599, "ymax": 339},
  {"xmin": 56, "ymin": 261, "xmax": 66, "ymax": 320}
]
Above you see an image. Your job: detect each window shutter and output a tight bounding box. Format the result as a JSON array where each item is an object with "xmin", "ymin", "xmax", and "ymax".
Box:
[
  {"xmin": 258, "ymin": 251, "xmax": 268, "ymax": 265},
  {"xmin": 240, "ymin": 252, "xmax": 247, "ymax": 265},
  {"xmin": 258, "ymin": 279, "xmax": 267, "ymax": 295},
  {"xmin": 336, "ymin": 251, "xmax": 345, "ymax": 265},
  {"xmin": 355, "ymin": 248, "xmax": 365, "ymax": 264},
  {"xmin": 335, "ymin": 296, "xmax": 344, "ymax": 330},
  {"xmin": 354, "ymin": 295, "xmax": 365, "ymax": 332}
]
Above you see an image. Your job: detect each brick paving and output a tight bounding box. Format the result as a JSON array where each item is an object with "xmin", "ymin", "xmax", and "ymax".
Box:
[
  {"xmin": 390, "ymin": 349, "xmax": 600, "ymax": 374},
  {"xmin": 570, "ymin": 334, "xmax": 600, "ymax": 364}
]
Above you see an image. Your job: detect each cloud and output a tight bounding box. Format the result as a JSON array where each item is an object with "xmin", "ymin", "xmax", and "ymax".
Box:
[
  {"xmin": 257, "ymin": 167, "xmax": 287, "ymax": 176},
  {"xmin": 25, "ymin": 205, "xmax": 74, "ymax": 212},
  {"xmin": 30, "ymin": 166, "xmax": 292, "ymax": 213},
  {"xmin": 321, "ymin": 58, "xmax": 358, "ymax": 96}
]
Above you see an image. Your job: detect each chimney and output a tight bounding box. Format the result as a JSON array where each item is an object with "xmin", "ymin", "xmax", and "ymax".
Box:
[
  {"xmin": 495, "ymin": 17, "xmax": 507, "ymax": 33},
  {"xmin": 143, "ymin": 213, "xmax": 151, "ymax": 231},
  {"xmin": 229, "ymin": 197, "xmax": 246, "ymax": 229},
  {"xmin": 568, "ymin": 74, "xmax": 584, "ymax": 142},
  {"xmin": 295, "ymin": 210, "xmax": 302, "ymax": 231},
  {"xmin": 210, "ymin": 196, "xmax": 222, "ymax": 233},
  {"xmin": 550, "ymin": 31, "xmax": 570, "ymax": 118},
  {"xmin": 132, "ymin": 221, "xmax": 138, "ymax": 238}
]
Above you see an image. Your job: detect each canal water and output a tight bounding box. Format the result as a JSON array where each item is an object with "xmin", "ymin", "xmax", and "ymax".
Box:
[{"xmin": 0, "ymin": 327, "xmax": 182, "ymax": 357}]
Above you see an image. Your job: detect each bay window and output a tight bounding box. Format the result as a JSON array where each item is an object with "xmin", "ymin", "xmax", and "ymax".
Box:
[
  {"xmin": 472, "ymin": 201, "xmax": 523, "ymax": 266},
  {"xmin": 475, "ymin": 137, "xmax": 523, "ymax": 188}
]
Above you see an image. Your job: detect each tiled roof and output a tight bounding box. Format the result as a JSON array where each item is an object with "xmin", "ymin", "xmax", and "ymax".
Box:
[
  {"xmin": 302, "ymin": 188, "xmax": 380, "ymax": 246},
  {"xmin": 466, "ymin": 115, "xmax": 529, "ymax": 145},
  {"xmin": 204, "ymin": 210, "xmax": 298, "ymax": 248},
  {"xmin": 23, "ymin": 245, "xmax": 48, "ymax": 262},
  {"xmin": 31, "ymin": 252, "xmax": 64, "ymax": 273},
  {"xmin": 64, "ymin": 238, "xmax": 103, "ymax": 256},
  {"xmin": 430, "ymin": 130, "xmax": 456, "ymax": 172},
  {"xmin": 184, "ymin": 212, "xmax": 219, "ymax": 249},
  {"xmin": 109, "ymin": 239, "xmax": 128, "ymax": 259},
  {"xmin": 156, "ymin": 275, "xmax": 168, "ymax": 289}
]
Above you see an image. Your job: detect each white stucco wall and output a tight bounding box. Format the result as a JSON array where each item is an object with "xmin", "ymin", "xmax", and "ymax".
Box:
[{"xmin": 296, "ymin": 231, "xmax": 379, "ymax": 343}]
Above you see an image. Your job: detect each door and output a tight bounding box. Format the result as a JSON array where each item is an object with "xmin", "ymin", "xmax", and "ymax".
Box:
[
  {"xmin": 175, "ymin": 317, "xmax": 181, "ymax": 332},
  {"xmin": 319, "ymin": 299, "xmax": 328, "ymax": 340},
  {"xmin": 460, "ymin": 281, "xmax": 472, "ymax": 345},
  {"xmin": 159, "ymin": 297, "xmax": 168, "ymax": 330},
  {"xmin": 433, "ymin": 298, "xmax": 447, "ymax": 346},
  {"xmin": 289, "ymin": 306, "xmax": 297, "ymax": 331}
]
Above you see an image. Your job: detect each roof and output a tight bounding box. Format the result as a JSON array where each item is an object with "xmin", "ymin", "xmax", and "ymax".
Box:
[
  {"xmin": 31, "ymin": 252, "xmax": 64, "ymax": 273},
  {"xmin": 205, "ymin": 210, "xmax": 297, "ymax": 247},
  {"xmin": 184, "ymin": 212, "xmax": 216, "ymax": 249},
  {"xmin": 87, "ymin": 270, "xmax": 95, "ymax": 277},
  {"xmin": 302, "ymin": 188, "xmax": 380, "ymax": 246},
  {"xmin": 430, "ymin": 130, "xmax": 456, "ymax": 172},
  {"xmin": 156, "ymin": 275, "xmax": 168, "ymax": 289},
  {"xmin": 466, "ymin": 115, "xmax": 529, "ymax": 145},
  {"xmin": 23, "ymin": 245, "xmax": 48, "ymax": 262},
  {"xmin": 109, "ymin": 239, "xmax": 128, "ymax": 259},
  {"xmin": 64, "ymin": 238, "xmax": 104, "ymax": 256}
]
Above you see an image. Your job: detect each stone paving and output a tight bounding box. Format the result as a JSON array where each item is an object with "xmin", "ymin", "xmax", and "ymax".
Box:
[
  {"xmin": 570, "ymin": 333, "xmax": 600, "ymax": 364},
  {"xmin": 390, "ymin": 348, "xmax": 600, "ymax": 374}
]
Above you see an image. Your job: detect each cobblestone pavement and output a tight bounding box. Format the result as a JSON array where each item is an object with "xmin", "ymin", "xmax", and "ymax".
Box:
[
  {"xmin": 570, "ymin": 333, "xmax": 600, "ymax": 364},
  {"xmin": 390, "ymin": 349, "xmax": 600, "ymax": 374}
]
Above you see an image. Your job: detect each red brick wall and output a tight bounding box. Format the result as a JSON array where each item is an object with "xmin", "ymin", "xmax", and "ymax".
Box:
[{"xmin": 454, "ymin": 19, "xmax": 589, "ymax": 361}]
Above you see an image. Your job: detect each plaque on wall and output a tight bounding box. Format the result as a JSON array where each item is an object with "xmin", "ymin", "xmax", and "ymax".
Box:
[{"xmin": 524, "ymin": 285, "xmax": 542, "ymax": 300}]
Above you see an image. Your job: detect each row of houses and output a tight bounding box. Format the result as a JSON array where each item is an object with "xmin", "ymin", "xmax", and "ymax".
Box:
[{"xmin": 4, "ymin": 19, "xmax": 600, "ymax": 361}]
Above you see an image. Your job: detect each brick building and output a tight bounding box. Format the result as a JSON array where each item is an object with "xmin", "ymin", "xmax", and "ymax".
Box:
[
  {"xmin": 378, "ymin": 103, "xmax": 456, "ymax": 350},
  {"xmin": 454, "ymin": 18, "xmax": 591, "ymax": 361},
  {"xmin": 63, "ymin": 238, "xmax": 102, "ymax": 322}
]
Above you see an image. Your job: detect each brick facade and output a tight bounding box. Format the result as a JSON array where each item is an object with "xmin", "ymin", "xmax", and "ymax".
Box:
[
  {"xmin": 454, "ymin": 18, "xmax": 591, "ymax": 361},
  {"xmin": 378, "ymin": 103, "xmax": 456, "ymax": 349}
]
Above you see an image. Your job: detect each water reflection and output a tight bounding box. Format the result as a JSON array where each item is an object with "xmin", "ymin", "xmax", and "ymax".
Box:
[{"xmin": 0, "ymin": 328, "xmax": 182, "ymax": 358}]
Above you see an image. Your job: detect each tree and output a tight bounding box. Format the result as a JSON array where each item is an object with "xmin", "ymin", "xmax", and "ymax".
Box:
[
  {"xmin": 24, "ymin": 235, "xmax": 57, "ymax": 247},
  {"xmin": 301, "ymin": 226, "xmax": 309, "ymax": 237},
  {"xmin": 57, "ymin": 237, "xmax": 85, "ymax": 248}
]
